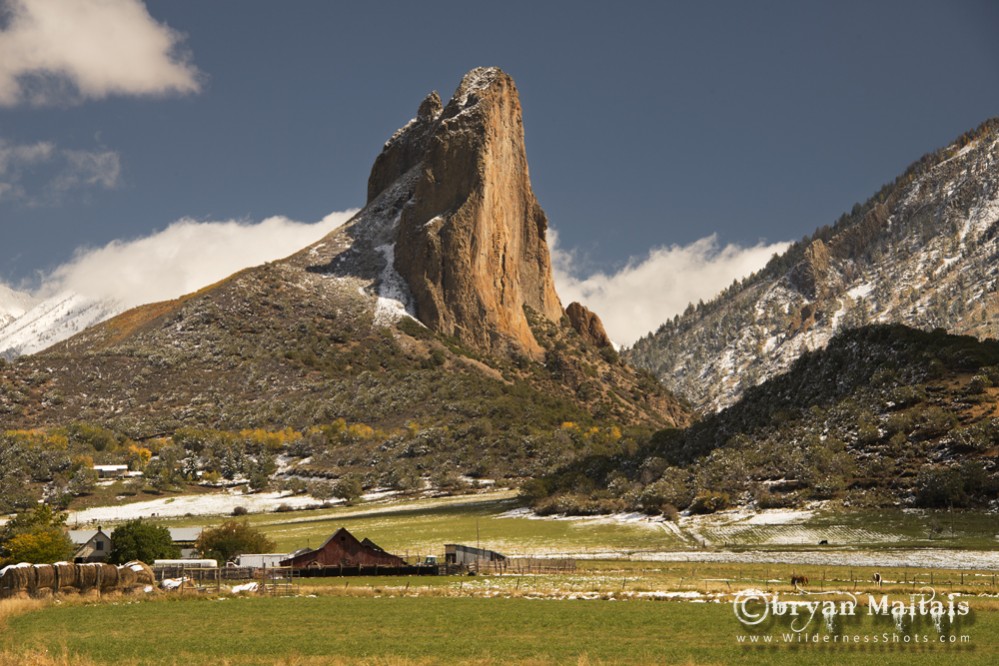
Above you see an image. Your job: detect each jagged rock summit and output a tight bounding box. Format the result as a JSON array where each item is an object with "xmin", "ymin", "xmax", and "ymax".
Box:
[
  {"xmin": 370, "ymin": 67, "xmax": 571, "ymax": 358},
  {"xmin": 0, "ymin": 67, "xmax": 686, "ymax": 440}
]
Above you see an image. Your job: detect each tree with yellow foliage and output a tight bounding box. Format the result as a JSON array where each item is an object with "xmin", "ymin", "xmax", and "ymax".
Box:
[{"xmin": 0, "ymin": 505, "xmax": 74, "ymax": 565}]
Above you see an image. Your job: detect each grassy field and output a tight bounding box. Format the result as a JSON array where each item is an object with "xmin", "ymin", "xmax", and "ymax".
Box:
[
  {"xmin": 19, "ymin": 490, "xmax": 991, "ymax": 664},
  {"xmin": 2, "ymin": 592, "xmax": 996, "ymax": 665},
  {"xmin": 288, "ymin": 561, "xmax": 999, "ymax": 600},
  {"xmin": 158, "ymin": 490, "xmax": 681, "ymax": 556},
  {"xmin": 142, "ymin": 489, "xmax": 999, "ymax": 557}
]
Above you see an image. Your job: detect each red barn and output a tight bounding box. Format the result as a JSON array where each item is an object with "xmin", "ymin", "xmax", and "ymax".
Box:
[{"xmin": 280, "ymin": 528, "xmax": 404, "ymax": 568}]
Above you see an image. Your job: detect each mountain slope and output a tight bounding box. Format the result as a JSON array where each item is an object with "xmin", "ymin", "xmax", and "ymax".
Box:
[
  {"xmin": 532, "ymin": 324, "xmax": 999, "ymax": 513},
  {"xmin": 0, "ymin": 68, "xmax": 688, "ymax": 481},
  {"xmin": 627, "ymin": 118, "xmax": 999, "ymax": 412}
]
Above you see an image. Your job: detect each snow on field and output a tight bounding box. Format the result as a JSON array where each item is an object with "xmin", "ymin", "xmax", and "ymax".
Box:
[
  {"xmin": 498, "ymin": 506, "xmax": 820, "ymax": 532},
  {"xmin": 496, "ymin": 507, "xmax": 668, "ymax": 530},
  {"xmin": 741, "ymin": 509, "xmax": 814, "ymax": 525},
  {"xmin": 68, "ymin": 490, "xmax": 327, "ymax": 523}
]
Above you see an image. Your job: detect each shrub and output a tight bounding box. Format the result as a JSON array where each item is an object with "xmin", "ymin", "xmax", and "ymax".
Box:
[
  {"xmin": 639, "ymin": 468, "xmax": 694, "ymax": 514},
  {"xmin": 968, "ymin": 374, "xmax": 992, "ymax": 394},
  {"xmin": 599, "ymin": 346, "xmax": 620, "ymax": 365},
  {"xmin": 231, "ymin": 506, "xmax": 249, "ymax": 516},
  {"xmin": 753, "ymin": 486, "xmax": 800, "ymax": 509},
  {"xmin": 532, "ymin": 493, "xmax": 616, "ymax": 516},
  {"xmin": 914, "ymin": 467, "xmax": 969, "ymax": 508},
  {"xmin": 333, "ymin": 475, "xmax": 364, "ymax": 504},
  {"xmin": 688, "ymin": 491, "xmax": 730, "ymax": 515}
]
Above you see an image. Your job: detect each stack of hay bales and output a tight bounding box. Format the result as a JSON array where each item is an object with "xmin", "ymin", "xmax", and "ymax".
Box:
[{"xmin": 1, "ymin": 560, "xmax": 158, "ymax": 598}]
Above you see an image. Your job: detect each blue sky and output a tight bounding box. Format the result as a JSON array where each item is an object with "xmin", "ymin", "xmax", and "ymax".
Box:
[{"xmin": 1, "ymin": 0, "xmax": 997, "ymax": 342}]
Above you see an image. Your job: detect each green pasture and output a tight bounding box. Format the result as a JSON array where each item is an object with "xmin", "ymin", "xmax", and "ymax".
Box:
[
  {"xmin": 162, "ymin": 490, "xmax": 682, "ymax": 556},
  {"xmin": 150, "ymin": 489, "xmax": 999, "ymax": 556},
  {"xmin": 4, "ymin": 594, "xmax": 996, "ymax": 665},
  {"xmin": 294, "ymin": 561, "xmax": 999, "ymax": 599}
]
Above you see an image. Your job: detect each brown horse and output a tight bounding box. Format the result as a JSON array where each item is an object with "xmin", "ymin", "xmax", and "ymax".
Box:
[{"xmin": 791, "ymin": 574, "xmax": 808, "ymax": 590}]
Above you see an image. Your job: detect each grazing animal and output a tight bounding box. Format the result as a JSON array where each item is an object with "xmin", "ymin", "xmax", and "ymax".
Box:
[
  {"xmin": 791, "ymin": 574, "xmax": 808, "ymax": 590},
  {"xmin": 818, "ymin": 539, "xmax": 828, "ymax": 545},
  {"xmin": 872, "ymin": 573, "xmax": 882, "ymax": 588}
]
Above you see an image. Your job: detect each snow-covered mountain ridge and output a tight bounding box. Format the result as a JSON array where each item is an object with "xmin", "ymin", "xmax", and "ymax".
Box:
[
  {"xmin": 0, "ymin": 284, "xmax": 36, "ymax": 328},
  {"xmin": 0, "ymin": 292, "xmax": 122, "ymax": 359},
  {"xmin": 627, "ymin": 118, "xmax": 999, "ymax": 413}
]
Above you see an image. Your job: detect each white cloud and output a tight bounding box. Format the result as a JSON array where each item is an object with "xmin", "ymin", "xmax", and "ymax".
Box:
[
  {"xmin": 0, "ymin": 138, "xmax": 120, "ymax": 203},
  {"xmin": 0, "ymin": 0, "xmax": 201, "ymax": 106},
  {"xmin": 0, "ymin": 139, "xmax": 55, "ymax": 172},
  {"xmin": 53, "ymin": 148, "xmax": 121, "ymax": 192},
  {"xmin": 550, "ymin": 229, "xmax": 790, "ymax": 346},
  {"xmin": 37, "ymin": 211, "xmax": 356, "ymax": 309}
]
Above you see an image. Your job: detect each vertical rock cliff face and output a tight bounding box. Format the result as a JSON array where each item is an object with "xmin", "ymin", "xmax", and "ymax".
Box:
[{"xmin": 368, "ymin": 67, "xmax": 568, "ymax": 358}]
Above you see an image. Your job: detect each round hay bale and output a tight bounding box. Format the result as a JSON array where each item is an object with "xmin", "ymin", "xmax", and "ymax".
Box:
[
  {"xmin": 77, "ymin": 563, "xmax": 99, "ymax": 590},
  {"xmin": 54, "ymin": 562, "xmax": 79, "ymax": 589},
  {"xmin": 98, "ymin": 563, "xmax": 119, "ymax": 591},
  {"xmin": 33, "ymin": 564, "xmax": 56, "ymax": 593},
  {"xmin": 20, "ymin": 563, "xmax": 39, "ymax": 594},
  {"xmin": 116, "ymin": 564, "xmax": 137, "ymax": 589},
  {"xmin": 0, "ymin": 564, "xmax": 23, "ymax": 598},
  {"xmin": 124, "ymin": 561, "xmax": 156, "ymax": 586}
]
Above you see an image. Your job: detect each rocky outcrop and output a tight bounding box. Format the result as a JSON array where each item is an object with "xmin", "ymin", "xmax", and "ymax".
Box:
[
  {"xmin": 370, "ymin": 67, "xmax": 564, "ymax": 358},
  {"xmin": 788, "ymin": 239, "xmax": 835, "ymax": 300},
  {"xmin": 566, "ymin": 302, "xmax": 612, "ymax": 348},
  {"xmin": 367, "ymin": 91, "xmax": 443, "ymax": 203}
]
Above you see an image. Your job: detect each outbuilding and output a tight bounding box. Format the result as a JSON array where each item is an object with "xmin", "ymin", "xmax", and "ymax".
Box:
[
  {"xmin": 68, "ymin": 526, "xmax": 113, "ymax": 563},
  {"xmin": 444, "ymin": 544, "xmax": 506, "ymax": 566}
]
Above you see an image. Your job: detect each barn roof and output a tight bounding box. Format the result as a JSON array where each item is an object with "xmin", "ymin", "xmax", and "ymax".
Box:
[
  {"xmin": 167, "ymin": 528, "xmax": 202, "ymax": 542},
  {"xmin": 280, "ymin": 527, "xmax": 404, "ymax": 567},
  {"xmin": 315, "ymin": 526, "xmax": 360, "ymax": 551}
]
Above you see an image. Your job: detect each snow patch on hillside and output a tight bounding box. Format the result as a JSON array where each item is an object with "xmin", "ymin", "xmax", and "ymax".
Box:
[{"xmin": 373, "ymin": 242, "xmax": 417, "ymax": 325}]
